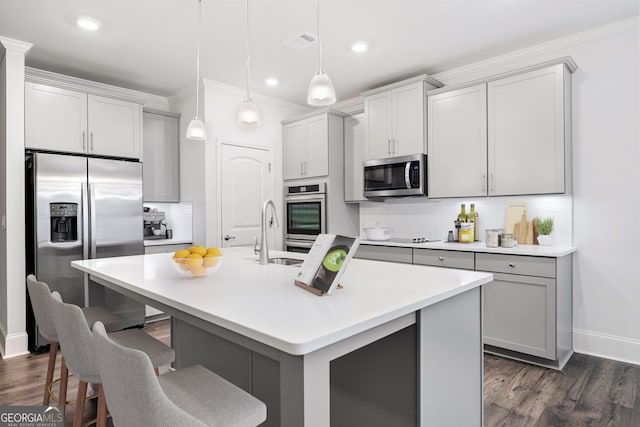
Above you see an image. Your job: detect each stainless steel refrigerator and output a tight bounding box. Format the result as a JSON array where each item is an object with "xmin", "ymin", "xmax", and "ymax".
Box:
[{"xmin": 26, "ymin": 152, "xmax": 145, "ymax": 350}]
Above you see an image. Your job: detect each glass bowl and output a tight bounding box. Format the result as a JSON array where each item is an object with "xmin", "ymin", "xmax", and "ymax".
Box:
[{"xmin": 172, "ymin": 255, "xmax": 222, "ymax": 277}]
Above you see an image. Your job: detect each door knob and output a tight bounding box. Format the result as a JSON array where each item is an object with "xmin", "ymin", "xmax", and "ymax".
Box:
[{"xmin": 224, "ymin": 234, "xmax": 236, "ymax": 241}]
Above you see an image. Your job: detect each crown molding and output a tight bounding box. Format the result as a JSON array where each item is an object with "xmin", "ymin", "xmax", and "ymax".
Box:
[
  {"xmin": 0, "ymin": 36, "xmax": 33, "ymax": 54},
  {"xmin": 24, "ymin": 67, "xmax": 169, "ymax": 107},
  {"xmin": 433, "ymin": 16, "xmax": 639, "ymax": 84},
  {"xmin": 333, "ymin": 96, "xmax": 365, "ymax": 115},
  {"xmin": 361, "ymin": 74, "xmax": 443, "ymax": 97}
]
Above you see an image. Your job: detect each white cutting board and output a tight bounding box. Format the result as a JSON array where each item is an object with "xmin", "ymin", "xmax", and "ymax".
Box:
[{"xmin": 505, "ymin": 202, "xmax": 528, "ymax": 234}]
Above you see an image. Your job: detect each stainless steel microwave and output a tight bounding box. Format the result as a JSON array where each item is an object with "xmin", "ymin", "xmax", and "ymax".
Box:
[{"xmin": 363, "ymin": 154, "xmax": 427, "ymax": 198}]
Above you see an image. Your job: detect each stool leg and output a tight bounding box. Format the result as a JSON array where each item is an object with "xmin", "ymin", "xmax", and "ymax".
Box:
[
  {"xmin": 96, "ymin": 384, "xmax": 107, "ymax": 427},
  {"xmin": 73, "ymin": 381, "xmax": 87, "ymax": 427},
  {"xmin": 59, "ymin": 356, "xmax": 69, "ymax": 410},
  {"xmin": 43, "ymin": 341, "xmax": 58, "ymax": 405}
]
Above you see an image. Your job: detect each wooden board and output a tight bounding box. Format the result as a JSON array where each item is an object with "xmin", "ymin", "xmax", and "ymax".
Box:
[
  {"xmin": 506, "ymin": 202, "xmax": 528, "ymax": 234},
  {"xmin": 513, "ymin": 212, "xmax": 534, "ymax": 244}
]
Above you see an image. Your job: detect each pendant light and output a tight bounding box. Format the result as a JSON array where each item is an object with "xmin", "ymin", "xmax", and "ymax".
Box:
[
  {"xmin": 237, "ymin": 0, "xmax": 261, "ymax": 126},
  {"xmin": 186, "ymin": 0, "xmax": 207, "ymax": 140},
  {"xmin": 307, "ymin": 0, "xmax": 336, "ymax": 106}
]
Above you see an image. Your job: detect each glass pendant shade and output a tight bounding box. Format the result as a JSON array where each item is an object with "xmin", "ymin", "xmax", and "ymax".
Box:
[
  {"xmin": 307, "ymin": 71, "xmax": 336, "ymax": 106},
  {"xmin": 186, "ymin": 116, "xmax": 207, "ymax": 140},
  {"xmin": 238, "ymin": 99, "xmax": 261, "ymax": 126}
]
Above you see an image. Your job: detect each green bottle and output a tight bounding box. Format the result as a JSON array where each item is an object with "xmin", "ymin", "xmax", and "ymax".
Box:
[
  {"xmin": 457, "ymin": 204, "xmax": 467, "ymax": 223},
  {"xmin": 469, "ymin": 204, "xmax": 479, "ymax": 241}
]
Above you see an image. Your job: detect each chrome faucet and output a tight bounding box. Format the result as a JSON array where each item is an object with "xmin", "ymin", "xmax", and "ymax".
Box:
[{"xmin": 259, "ymin": 200, "xmax": 279, "ymax": 265}]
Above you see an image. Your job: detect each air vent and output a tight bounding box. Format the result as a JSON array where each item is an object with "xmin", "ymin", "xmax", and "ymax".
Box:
[{"xmin": 283, "ymin": 32, "xmax": 316, "ymax": 50}]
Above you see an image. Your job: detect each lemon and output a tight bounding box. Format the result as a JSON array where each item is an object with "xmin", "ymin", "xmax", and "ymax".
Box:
[
  {"xmin": 187, "ymin": 253, "xmax": 203, "ymax": 269},
  {"xmin": 203, "ymin": 255, "xmax": 219, "ymax": 268},
  {"xmin": 207, "ymin": 247, "xmax": 222, "ymax": 256},
  {"xmin": 179, "ymin": 262, "xmax": 191, "ymax": 271},
  {"xmin": 174, "ymin": 249, "xmax": 190, "ymax": 259},
  {"xmin": 190, "ymin": 264, "xmax": 207, "ymax": 276},
  {"xmin": 189, "ymin": 245, "xmax": 207, "ymax": 256}
]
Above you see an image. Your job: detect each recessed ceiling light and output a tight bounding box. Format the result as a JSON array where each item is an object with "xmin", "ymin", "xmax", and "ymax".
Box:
[
  {"xmin": 265, "ymin": 78, "xmax": 279, "ymax": 87},
  {"xmin": 77, "ymin": 16, "xmax": 101, "ymax": 31},
  {"xmin": 351, "ymin": 42, "xmax": 368, "ymax": 53}
]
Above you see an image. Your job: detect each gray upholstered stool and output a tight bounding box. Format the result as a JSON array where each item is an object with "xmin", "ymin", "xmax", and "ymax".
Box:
[
  {"xmin": 26, "ymin": 274, "xmax": 124, "ymax": 406},
  {"xmin": 93, "ymin": 321, "xmax": 267, "ymax": 427},
  {"xmin": 50, "ymin": 293, "xmax": 176, "ymax": 427}
]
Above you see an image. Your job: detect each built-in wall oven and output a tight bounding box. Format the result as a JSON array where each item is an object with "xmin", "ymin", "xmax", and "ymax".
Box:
[{"xmin": 284, "ymin": 182, "xmax": 326, "ymax": 254}]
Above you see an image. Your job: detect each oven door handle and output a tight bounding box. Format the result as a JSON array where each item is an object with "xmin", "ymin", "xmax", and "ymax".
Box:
[
  {"xmin": 285, "ymin": 195, "xmax": 326, "ymax": 202},
  {"xmin": 285, "ymin": 240, "xmax": 314, "ymax": 249}
]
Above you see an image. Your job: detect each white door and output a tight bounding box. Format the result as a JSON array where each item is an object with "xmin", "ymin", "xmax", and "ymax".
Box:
[
  {"xmin": 88, "ymin": 94, "xmax": 141, "ymax": 159},
  {"xmin": 428, "ymin": 84, "xmax": 488, "ymax": 198},
  {"xmin": 283, "ymin": 121, "xmax": 305, "ymax": 180},
  {"xmin": 220, "ymin": 143, "xmax": 272, "ymax": 248},
  {"xmin": 365, "ymin": 91, "xmax": 393, "ymax": 160},
  {"xmin": 304, "ymin": 115, "xmax": 329, "ymax": 178},
  {"xmin": 25, "ymin": 83, "xmax": 88, "ymax": 154},
  {"xmin": 393, "ymin": 82, "xmax": 425, "ymax": 156}
]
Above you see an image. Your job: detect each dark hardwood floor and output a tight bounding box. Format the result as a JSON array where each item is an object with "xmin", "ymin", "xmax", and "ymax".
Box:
[{"xmin": 1, "ymin": 319, "xmax": 638, "ymax": 426}]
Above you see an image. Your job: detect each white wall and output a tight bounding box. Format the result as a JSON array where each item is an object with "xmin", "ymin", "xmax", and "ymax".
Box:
[
  {"xmin": 171, "ymin": 80, "xmax": 309, "ymax": 249},
  {"xmin": 361, "ymin": 17, "xmax": 640, "ymax": 364}
]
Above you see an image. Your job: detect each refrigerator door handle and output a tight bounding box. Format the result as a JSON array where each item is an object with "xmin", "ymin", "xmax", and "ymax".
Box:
[
  {"xmin": 89, "ymin": 182, "xmax": 97, "ymax": 258},
  {"xmin": 82, "ymin": 182, "xmax": 90, "ymax": 261}
]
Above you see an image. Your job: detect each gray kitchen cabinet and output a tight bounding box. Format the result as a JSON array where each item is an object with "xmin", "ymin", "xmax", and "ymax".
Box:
[
  {"xmin": 426, "ymin": 59, "xmax": 575, "ymax": 198},
  {"xmin": 361, "ymin": 75, "xmax": 441, "ymax": 161},
  {"xmin": 344, "ymin": 113, "xmax": 367, "ymax": 202},
  {"xmin": 477, "ymin": 253, "xmax": 573, "ymax": 368},
  {"xmin": 427, "ymin": 84, "xmax": 488, "ymax": 198},
  {"xmin": 25, "ymin": 82, "xmax": 142, "ymax": 159},
  {"xmin": 355, "ymin": 245, "xmax": 412, "ymax": 264},
  {"xmin": 282, "ymin": 111, "xmax": 344, "ymax": 181},
  {"xmin": 143, "ymin": 110, "xmax": 180, "ymax": 202},
  {"xmin": 413, "ymin": 248, "xmax": 475, "ymax": 270}
]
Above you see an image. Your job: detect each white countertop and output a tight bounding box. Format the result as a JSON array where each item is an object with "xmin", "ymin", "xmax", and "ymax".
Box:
[
  {"xmin": 360, "ymin": 240, "xmax": 576, "ymax": 257},
  {"xmin": 144, "ymin": 238, "xmax": 193, "ymax": 247},
  {"xmin": 71, "ymin": 247, "xmax": 492, "ymax": 355}
]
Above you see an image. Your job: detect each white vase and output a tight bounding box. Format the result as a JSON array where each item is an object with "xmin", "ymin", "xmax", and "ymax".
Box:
[{"xmin": 537, "ymin": 235, "xmax": 552, "ymax": 246}]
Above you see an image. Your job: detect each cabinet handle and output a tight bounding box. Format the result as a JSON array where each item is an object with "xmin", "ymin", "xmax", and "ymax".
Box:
[
  {"xmin": 490, "ymin": 174, "xmax": 495, "ymax": 194},
  {"xmin": 304, "ymin": 161, "xmax": 307, "ymax": 175},
  {"xmin": 392, "ymin": 138, "xmax": 396, "ymax": 156},
  {"xmin": 82, "ymin": 131, "xmax": 86, "ymax": 151},
  {"xmin": 90, "ymin": 132, "xmax": 94, "ymax": 152},
  {"xmin": 438, "ymin": 256, "xmax": 444, "ymax": 261},
  {"xmin": 388, "ymin": 139, "xmax": 391, "ymax": 156},
  {"xmin": 509, "ymin": 262, "xmax": 515, "ymax": 268},
  {"xmin": 300, "ymin": 162, "xmax": 303, "ymax": 176},
  {"xmin": 481, "ymin": 174, "xmax": 487, "ymax": 194}
]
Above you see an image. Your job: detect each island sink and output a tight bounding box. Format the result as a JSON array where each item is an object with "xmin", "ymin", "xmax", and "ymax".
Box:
[{"xmin": 268, "ymin": 257, "xmax": 303, "ymax": 266}]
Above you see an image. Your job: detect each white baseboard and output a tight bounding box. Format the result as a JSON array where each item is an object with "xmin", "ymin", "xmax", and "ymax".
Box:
[
  {"xmin": 574, "ymin": 328, "xmax": 640, "ymax": 366},
  {"xmin": 0, "ymin": 330, "xmax": 29, "ymax": 359}
]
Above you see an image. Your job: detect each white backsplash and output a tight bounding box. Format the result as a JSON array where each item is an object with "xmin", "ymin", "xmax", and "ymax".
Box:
[
  {"xmin": 359, "ymin": 195, "xmax": 573, "ymax": 246},
  {"xmin": 144, "ymin": 202, "xmax": 193, "ymax": 243}
]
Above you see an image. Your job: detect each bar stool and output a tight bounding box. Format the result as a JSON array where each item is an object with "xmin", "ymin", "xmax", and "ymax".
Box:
[
  {"xmin": 50, "ymin": 292, "xmax": 175, "ymax": 427},
  {"xmin": 92, "ymin": 321, "xmax": 267, "ymax": 427},
  {"xmin": 26, "ymin": 275, "xmax": 125, "ymax": 406}
]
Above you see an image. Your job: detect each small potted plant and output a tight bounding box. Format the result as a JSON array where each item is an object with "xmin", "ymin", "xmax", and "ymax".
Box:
[{"xmin": 535, "ymin": 217, "xmax": 554, "ymax": 246}]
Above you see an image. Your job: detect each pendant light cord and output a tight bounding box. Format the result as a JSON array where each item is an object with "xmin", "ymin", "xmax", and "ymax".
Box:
[
  {"xmin": 316, "ymin": 0, "xmax": 322, "ymax": 72},
  {"xmin": 245, "ymin": 0, "xmax": 251, "ymax": 101},
  {"xmin": 195, "ymin": 0, "xmax": 202, "ymax": 117}
]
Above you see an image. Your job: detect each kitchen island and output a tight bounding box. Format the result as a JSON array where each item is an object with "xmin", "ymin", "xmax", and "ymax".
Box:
[{"xmin": 72, "ymin": 247, "xmax": 493, "ymax": 427}]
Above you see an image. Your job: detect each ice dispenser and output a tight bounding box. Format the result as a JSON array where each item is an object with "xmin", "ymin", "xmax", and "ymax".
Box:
[{"xmin": 50, "ymin": 203, "xmax": 78, "ymax": 242}]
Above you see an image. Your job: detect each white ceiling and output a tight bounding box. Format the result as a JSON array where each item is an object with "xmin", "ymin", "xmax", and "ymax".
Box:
[{"xmin": 1, "ymin": 0, "xmax": 638, "ymax": 105}]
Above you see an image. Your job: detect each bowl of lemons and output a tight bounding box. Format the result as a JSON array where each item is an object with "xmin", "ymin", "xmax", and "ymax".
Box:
[{"xmin": 172, "ymin": 245, "xmax": 222, "ymax": 277}]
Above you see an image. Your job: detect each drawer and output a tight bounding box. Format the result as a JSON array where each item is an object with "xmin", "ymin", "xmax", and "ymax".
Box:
[
  {"xmin": 475, "ymin": 253, "xmax": 556, "ymax": 278},
  {"xmin": 144, "ymin": 243, "xmax": 192, "ymax": 254},
  {"xmin": 413, "ymin": 249, "xmax": 474, "ymax": 270},
  {"xmin": 354, "ymin": 245, "xmax": 412, "ymax": 264}
]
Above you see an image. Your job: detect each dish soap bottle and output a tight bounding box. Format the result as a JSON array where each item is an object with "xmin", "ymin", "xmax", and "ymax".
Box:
[{"xmin": 469, "ymin": 204, "xmax": 479, "ymax": 241}]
